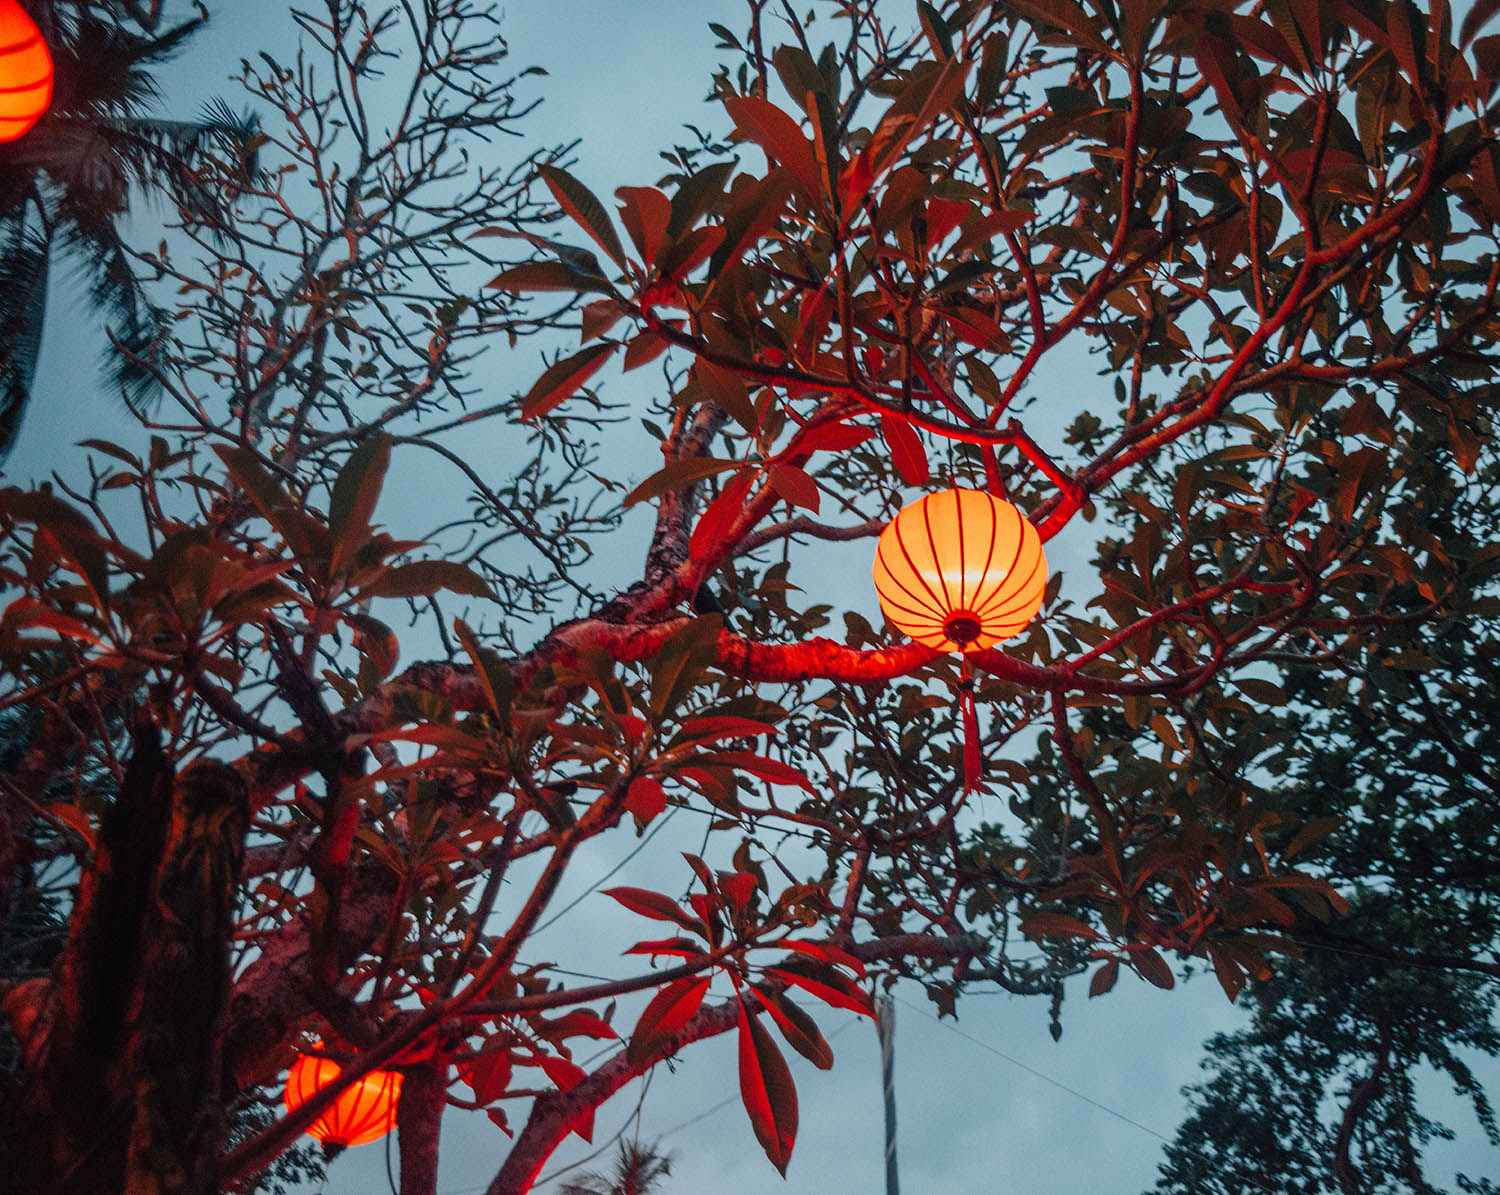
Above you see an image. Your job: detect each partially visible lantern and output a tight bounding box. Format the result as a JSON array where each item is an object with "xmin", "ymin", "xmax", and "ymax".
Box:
[
  {"xmin": 284, "ymin": 1045, "xmax": 403, "ymax": 1152},
  {"xmin": 0, "ymin": 1, "xmax": 51, "ymax": 143},
  {"xmin": 873, "ymin": 488, "xmax": 1048, "ymax": 788}
]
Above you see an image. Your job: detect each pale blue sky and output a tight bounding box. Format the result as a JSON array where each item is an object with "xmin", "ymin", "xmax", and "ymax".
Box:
[{"xmin": 6, "ymin": 4, "xmax": 1498, "ymax": 1194}]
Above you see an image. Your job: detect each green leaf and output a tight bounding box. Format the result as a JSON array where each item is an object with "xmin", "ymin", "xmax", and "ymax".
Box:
[
  {"xmin": 521, "ymin": 343, "xmax": 618, "ymax": 420},
  {"xmin": 539, "ymin": 164, "xmax": 629, "ymax": 269},
  {"xmin": 329, "ymin": 433, "xmax": 391, "ymax": 577}
]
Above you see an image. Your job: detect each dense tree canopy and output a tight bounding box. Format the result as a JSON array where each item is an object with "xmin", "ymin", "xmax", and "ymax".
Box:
[{"xmin": 1, "ymin": 1, "xmax": 1499, "ymax": 1192}]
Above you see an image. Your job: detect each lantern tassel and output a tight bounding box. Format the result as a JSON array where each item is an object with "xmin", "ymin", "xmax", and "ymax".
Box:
[{"xmin": 958, "ymin": 661, "xmax": 982, "ymax": 792}]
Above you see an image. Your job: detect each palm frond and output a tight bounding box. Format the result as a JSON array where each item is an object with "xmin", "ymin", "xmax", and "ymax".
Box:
[
  {"xmin": 54, "ymin": 192, "xmax": 165, "ymax": 415},
  {"xmin": 0, "ymin": 204, "xmax": 51, "ymax": 457}
]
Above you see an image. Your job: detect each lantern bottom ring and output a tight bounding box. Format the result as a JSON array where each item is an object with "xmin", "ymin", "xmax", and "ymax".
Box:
[{"xmin": 943, "ymin": 613, "xmax": 983, "ymax": 647}]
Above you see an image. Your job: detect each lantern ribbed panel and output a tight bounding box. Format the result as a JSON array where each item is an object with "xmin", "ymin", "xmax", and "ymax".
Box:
[
  {"xmin": 0, "ymin": 1, "xmax": 50, "ymax": 142},
  {"xmin": 872, "ymin": 488, "xmax": 1047, "ymax": 651},
  {"xmin": 285, "ymin": 1048, "xmax": 403, "ymax": 1147}
]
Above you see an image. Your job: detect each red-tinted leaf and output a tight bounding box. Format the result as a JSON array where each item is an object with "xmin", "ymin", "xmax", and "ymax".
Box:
[
  {"xmin": 627, "ymin": 975, "xmax": 711, "ymax": 1064},
  {"xmin": 537, "ymin": 1054, "xmax": 594, "ymax": 1141},
  {"xmin": 724, "ymin": 95, "xmax": 822, "ymax": 200},
  {"xmin": 1088, "ymin": 959, "xmax": 1120, "ymax": 998},
  {"xmin": 767, "ymin": 463, "xmax": 820, "ymax": 513},
  {"xmin": 537, "ymin": 1054, "xmax": 586, "ymax": 1091},
  {"xmin": 764, "ymin": 961, "xmax": 874, "ymax": 1017},
  {"xmin": 541, "ymin": 1011, "xmax": 618, "ymax": 1041},
  {"xmin": 658, "ymin": 224, "xmax": 726, "ymax": 283},
  {"xmin": 623, "ymin": 329, "xmax": 672, "ymax": 371},
  {"xmin": 362, "ymin": 560, "xmax": 494, "ymax": 600},
  {"xmin": 754, "ymin": 986, "xmax": 833, "ymax": 1070},
  {"xmin": 4, "ymin": 598, "xmax": 105, "ymax": 646},
  {"xmin": 669, "ymin": 715, "xmax": 778, "ymax": 748},
  {"xmin": 616, "ymin": 185, "xmax": 672, "ymax": 267},
  {"xmin": 775, "ymin": 939, "xmax": 867, "ymax": 979},
  {"xmin": 1462, "ymin": 0, "xmax": 1500, "ymax": 49},
  {"xmin": 1193, "ymin": 32, "xmax": 1246, "ymax": 129},
  {"xmin": 737, "ymin": 998, "xmax": 798, "ymax": 1176},
  {"xmin": 689, "ymin": 476, "xmax": 751, "ymax": 562},
  {"xmin": 1019, "ymin": 912, "xmax": 1100, "ymax": 941},
  {"xmin": 328, "ymin": 433, "xmax": 391, "ymax": 576},
  {"xmin": 721, "ymin": 872, "xmax": 757, "ymax": 906},
  {"xmin": 486, "ymin": 260, "xmax": 609, "ymax": 294},
  {"xmin": 881, "ymin": 414, "xmax": 930, "ymax": 485},
  {"xmin": 694, "ymin": 358, "xmax": 757, "ymax": 430},
  {"xmin": 623, "ymin": 456, "xmax": 740, "ymax": 509},
  {"xmin": 623, "ymin": 937, "xmax": 709, "ymax": 959},
  {"xmin": 837, "ymin": 143, "xmax": 876, "ymax": 216},
  {"xmin": 604, "ymin": 887, "xmax": 706, "ymax": 931},
  {"xmin": 1131, "ymin": 947, "xmax": 1176, "ymax": 990},
  {"xmin": 1003, "ymin": 0, "xmax": 1112, "ymax": 53},
  {"xmin": 703, "ymin": 750, "xmax": 814, "ymax": 791},
  {"xmin": 709, "ymin": 170, "xmax": 796, "ymax": 278},
  {"xmin": 453, "ymin": 617, "xmax": 513, "ymax": 723},
  {"xmin": 625, "ymin": 776, "xmax": 668, "ymax": 822},
  {"xmin": 521, "ymin": 343, "xmax": 618, "ymax": 420},
  {"xmin": 540, "ymin": 164, "xmax": 628, "ymax": 269},
  {"xmin": 795, "ymin": 421, "xmax": 877, "ymax": 454},
  {"xmin": 1208, "ymin": 946, "xmax": 1246, "ymax": 1003},
  {"xmin": 460, "ymin": 1050, "xmax": 514, "ymax": 1105}
]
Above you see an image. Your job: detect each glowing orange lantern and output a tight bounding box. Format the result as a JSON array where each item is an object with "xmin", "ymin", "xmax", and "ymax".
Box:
[
  {"xmin": 284, "ymin": 1045, "xmax": 403, "ymax": 1152},
  {"xmin": 873, "ymin": 488, "xmax": 1047, "ymax": 788},
  {"xmin": 0, "ymin": 1, "xmax": 51, "ymax": 143}
]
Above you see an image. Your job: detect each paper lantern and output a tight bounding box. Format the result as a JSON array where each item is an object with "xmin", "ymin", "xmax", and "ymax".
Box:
[
  {"xmin": 872, "ymin": 488, "xmax": 1047, "ymax": 790},
  {"xmin": 0, "ymin": 1, "xmax": 51, "ymax": 143},
  {"xmin": 284, "ymin": 1046, "xmax": 403, "ymax": 1151},
  {"xmin": 872, "ymin": 487, "xmax": 1047, "ymax": 652}
]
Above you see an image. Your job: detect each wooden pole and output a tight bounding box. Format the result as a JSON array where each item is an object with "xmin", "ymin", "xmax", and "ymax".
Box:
[{"xmin": 876, "ymin": 994, "xmax": 899, "ymax": 1195}]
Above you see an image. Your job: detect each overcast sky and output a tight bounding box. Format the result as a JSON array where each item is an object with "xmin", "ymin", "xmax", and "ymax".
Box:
[{"xmin": 7, "ymin": 3, "xmax": 1499, "ymax": 1193}]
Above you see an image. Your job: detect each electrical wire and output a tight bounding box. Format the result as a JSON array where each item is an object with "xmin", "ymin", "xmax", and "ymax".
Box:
[
  {"xmin": 892, "ymin": 994, "xmax": 1281, "ymax": 1194},
  {"xmin": 532, "ymin": 810, "xmax": 678, "ymax": 935}
]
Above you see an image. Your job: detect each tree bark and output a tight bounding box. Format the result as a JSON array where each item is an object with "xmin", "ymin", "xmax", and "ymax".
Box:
[
  {"xmin": 1331, "ymin": 1021, "xmax": 1393, "ymax": 1195},
  {"xmin": 397, "ymin": 1059, "xmax": 447, "ymax": 1195},
  {"xmin": 1, "ymin": 721, "xmax": 249, "ymax": 1195}
]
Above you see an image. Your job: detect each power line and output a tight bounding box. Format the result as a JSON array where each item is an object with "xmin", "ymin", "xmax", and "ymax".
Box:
[
  {"xmin": 532, "ymin": 810, "xmax": 678, "ymax": 935},
  {"xmin": 892, "ymin": 994, "xmax": 1279, "ymax": 1195}
]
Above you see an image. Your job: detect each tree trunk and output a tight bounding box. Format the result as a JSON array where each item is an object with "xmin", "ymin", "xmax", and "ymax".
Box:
[
  {"xmin": 1, "ymin": 719, "xmax": 248, "ymax": 1195},
  {"xmin": 397, "ymin": 1059, "xmax": 447, "ymax": 1195}
]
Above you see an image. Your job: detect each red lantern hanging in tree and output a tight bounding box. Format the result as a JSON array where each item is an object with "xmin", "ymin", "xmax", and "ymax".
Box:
[
  {"xmin": 872, "ymin": 488, "xmax": 1048, "ymax": 789},
  {"xmin": 0, "ymin": 1, "xmax": 52, "ymax": 143},
  {"xmin": 283, "ymin": 1045, "xmax": 403, "ymax": 1153}
]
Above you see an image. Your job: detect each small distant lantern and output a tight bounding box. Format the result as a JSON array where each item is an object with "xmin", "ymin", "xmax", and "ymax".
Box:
[
  {"xmin": 284, "ymin": 1045, "xmax": 403, "ymax": 1154},
  {"xmin": 0, "ymin": 0, "xmax": 52, "ymax": 143},
  {"xmin": 872, "ymin": 488, "xmax": 1047, "ymax": 788}
]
